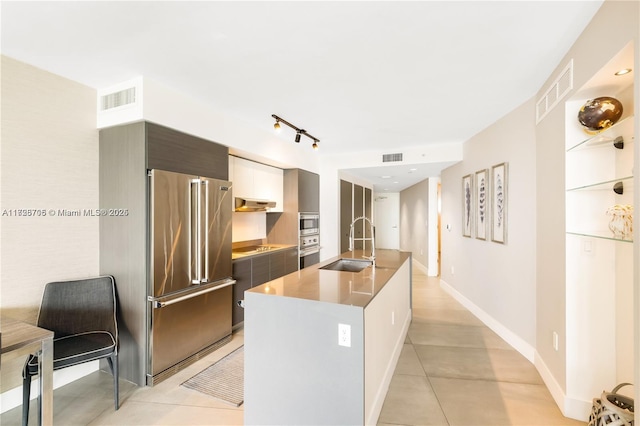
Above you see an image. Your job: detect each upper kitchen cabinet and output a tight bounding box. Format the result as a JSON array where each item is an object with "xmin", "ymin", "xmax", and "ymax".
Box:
[
  {"xmin": 229, "ymin": 156, "xmax": 283, "ymax": 213},
  {"xmin": 147, "ymin": 122, "xmax": 228, "ymax": 180},
  {"xmin": 284, "ymin": 168, "xmax": 320, "ymax": 213}
]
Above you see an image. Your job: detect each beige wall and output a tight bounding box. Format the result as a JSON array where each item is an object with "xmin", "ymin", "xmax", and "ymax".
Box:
[
  {"xmin": 441, "ymin": 98, "xmax": 537, "ymax": 354},
  {"xmin": 399, "ymin": 179, "xmax": 430, "ymax": 269},
  {"xmin": 1, "ymin": 56, "xmax": 99, "ymax": 323}
]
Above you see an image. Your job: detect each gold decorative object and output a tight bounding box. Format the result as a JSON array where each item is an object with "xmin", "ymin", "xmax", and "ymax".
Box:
[{"xmin": 578, "ymin": 96, "xmax": 623, "ymax": 132}]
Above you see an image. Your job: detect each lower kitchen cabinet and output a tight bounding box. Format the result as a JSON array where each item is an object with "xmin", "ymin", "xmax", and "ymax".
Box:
[
  {"xmin": 270, "ymin": 250, "xmax": 285, "ymax": 279},
  {"xmin": 252, "ymin": 254, "xmax": 270, "ymax": 287},
  {"xmin": 284, "ymin": 247, "xmax": 298, "ymax": 275},
  {"xmin": 232, "ymin": 258, "xmax": 252, "ymax": 327},
  {"xmin": 232, "ymin": 247, "xmax": 299, "ymax": 328}
]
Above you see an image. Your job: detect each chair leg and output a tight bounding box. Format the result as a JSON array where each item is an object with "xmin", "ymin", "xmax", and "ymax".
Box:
[
  {"xmin": 22, "ymin": 363, "xmax": 32, "ymax": 426},
  {"xmin": 106, "ymin": 354, "xmax": 119, "ymax": 410}
]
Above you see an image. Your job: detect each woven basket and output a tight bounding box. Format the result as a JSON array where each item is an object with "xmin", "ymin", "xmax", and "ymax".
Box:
[{"xmin": 588, "ymin": 383, "xmax": 634, "ymax": 426}]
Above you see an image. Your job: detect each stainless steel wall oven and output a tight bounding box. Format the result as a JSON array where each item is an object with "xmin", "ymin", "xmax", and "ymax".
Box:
[
  {"xmin": 299, "ymin": 213, "xmax": 319, "ymax": 235},
  {"xmin": 299, "ymin": 213, "xmax": 320, "ymax": 268}
]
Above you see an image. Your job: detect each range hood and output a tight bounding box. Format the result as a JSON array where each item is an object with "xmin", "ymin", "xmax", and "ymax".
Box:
[{"xmin": 234, "ymin": 197, "xmax": 277, "ymax": 212}]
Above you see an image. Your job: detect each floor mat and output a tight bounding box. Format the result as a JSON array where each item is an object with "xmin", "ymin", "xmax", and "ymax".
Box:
[{"xmin": 181, "ymin": 346, "xmax": 244, "ymax": 407}]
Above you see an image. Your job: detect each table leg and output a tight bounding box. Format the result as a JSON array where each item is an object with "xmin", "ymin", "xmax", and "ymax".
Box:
[{"xmin": 38, "ymin": 337, "xmax": 53, "ymax": 426}]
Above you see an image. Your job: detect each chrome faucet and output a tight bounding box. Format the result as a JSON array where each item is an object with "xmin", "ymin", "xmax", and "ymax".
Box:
[{"xmin": 348, "ymin": 216, "xmax": 375, "ymax": 267}]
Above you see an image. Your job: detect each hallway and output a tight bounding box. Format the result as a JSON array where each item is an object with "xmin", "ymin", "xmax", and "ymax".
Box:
[
  {"xmin": 377, "ymin": 267, "xmax": 584, "ymax": 425},
  {"xmin": 3, "ymin": 265, "xmax": 585, "ymax": 425}
]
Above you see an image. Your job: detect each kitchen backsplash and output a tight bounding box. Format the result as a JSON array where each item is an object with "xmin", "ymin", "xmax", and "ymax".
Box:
[{"xmin": 232, "ymin": 211, "xmax": 267, "ymax": 242}]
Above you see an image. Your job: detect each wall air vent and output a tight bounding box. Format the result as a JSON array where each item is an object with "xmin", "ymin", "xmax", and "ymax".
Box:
[
  {"xmin": 100, "ymin": 87, "xmax": 136, "ymax": 111},
  {"xmin": 382, "ymin": 153, "xmax": 403, "ymax": 163},
  {"xmin": 536, "ymin": 59, "xmax": 573, "ymax": 124}
]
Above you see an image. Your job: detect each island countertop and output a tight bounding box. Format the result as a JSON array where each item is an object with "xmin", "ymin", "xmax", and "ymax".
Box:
[{"xmin": 246, "ymin": 249, "xmax": 411, "ymax": 308}]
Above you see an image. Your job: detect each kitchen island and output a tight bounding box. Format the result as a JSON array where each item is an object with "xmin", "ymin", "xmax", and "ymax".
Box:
[{"xmin": 244, "ymin": 249, "xmax": 412, "ymax": 425}]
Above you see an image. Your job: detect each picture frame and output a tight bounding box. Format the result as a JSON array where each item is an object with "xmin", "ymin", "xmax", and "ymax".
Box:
[
  {"xmin": 491, "ymin": 162, "xmax": 508, "ymax": 243},
  {"xmin": 475, "ymin": 169, "xmax": 489, "ymax": 240},
  {"xmin": 462, "ymin": 174, "xmax": 473, "ymax": 237}
]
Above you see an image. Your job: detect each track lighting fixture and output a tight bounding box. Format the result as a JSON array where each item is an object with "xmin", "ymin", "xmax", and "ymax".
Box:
[{"xmin": 271, "ymin": 114, "xmax": 320, "ymax": 150}]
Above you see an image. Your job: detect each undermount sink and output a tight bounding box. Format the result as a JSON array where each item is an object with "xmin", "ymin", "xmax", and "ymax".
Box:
[{"xmin": 320, "ymin": 258, "xmax": 373, "ymax": 272}]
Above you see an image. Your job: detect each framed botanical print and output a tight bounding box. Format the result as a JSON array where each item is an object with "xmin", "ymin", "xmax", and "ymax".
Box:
[
  {"xmin": 475, "ymin": 169, "xmax": 488, "ymax": 240},
  {"xmin": 491, "ymin": 162, "xmax": 508, "ymax": 243},
  {"xmin": 462, "ymin": 174, "xmax": 473, "ymax": 237}
]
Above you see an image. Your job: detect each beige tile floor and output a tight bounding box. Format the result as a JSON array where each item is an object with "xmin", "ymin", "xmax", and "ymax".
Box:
[{"xmin": 2, "ymin": 266, "xmax": 584, "ymax": 425}]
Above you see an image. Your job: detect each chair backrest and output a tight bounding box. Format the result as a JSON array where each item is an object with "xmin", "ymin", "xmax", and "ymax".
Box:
[{"xmin": 37, "ymin": 276, "xmax": 118, "ymax": 342}]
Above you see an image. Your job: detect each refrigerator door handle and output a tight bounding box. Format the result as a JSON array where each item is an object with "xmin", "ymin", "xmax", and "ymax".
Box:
[
  {"xmin": 201, "ymin": 179, "xmax": 209, "ymax": 284},
  {"xmin": 190, "ymin": 179, "xmax": 201, "ymax": 284},
  {"xmin": 149, "ymin": 279, "xmax": 236, "ymax": 308}
]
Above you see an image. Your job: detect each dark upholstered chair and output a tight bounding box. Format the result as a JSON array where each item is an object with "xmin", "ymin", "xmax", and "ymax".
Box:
[{"xmin": 22, "ymin": 276, "xmax": 119, "ymax": 425}]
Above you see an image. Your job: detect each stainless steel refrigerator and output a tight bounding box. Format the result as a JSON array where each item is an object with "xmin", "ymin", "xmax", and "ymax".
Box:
[{"xmin": 147, "ymin": 169, "xmax": 234, "ymax": 384}]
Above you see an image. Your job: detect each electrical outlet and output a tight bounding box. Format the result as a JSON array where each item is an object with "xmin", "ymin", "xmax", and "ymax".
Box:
[
  {"xmin": 338, "ymin": 323, "xmax": 351, "ymax": 347},
  {"xmin": 553, "ymin": 331, "xmax": 559, "ymax": 351}
]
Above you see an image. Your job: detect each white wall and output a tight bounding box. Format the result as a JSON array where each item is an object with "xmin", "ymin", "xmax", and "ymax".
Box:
[
  {"xmin": 440, "ymin": 98, "xmax": 537, "ymax": 360},
  {"xmin": 534, "ymin": 1, "xmax": 639, "ymax": 419},
  {"xmin": 399, "ymin": 179, "xmax": 431, "ymax": 273},
  {"xmin": 373, "ymin": 192, "xmax": 399, "ymax": 250}
]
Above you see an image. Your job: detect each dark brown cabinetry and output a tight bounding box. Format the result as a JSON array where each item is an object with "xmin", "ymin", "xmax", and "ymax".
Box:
[
  {"xmin": 282, "ymin": 168, "xmax": 320, "ymax": 213},
  {"xmin": 340, "ymin": 180, "xmax": 372, "ymax": 253},
  {"xmin": 284, "ymin": 247, "xmax": 299, "ymax": 274},
  {"xmin": 340, "ymin": 180, "xmax": 353, "ymax": 253},
  {"xmin": 296, "ymin": 169, "xmax": 320, "ymax": 213},
  {"xmin": 147, "ymin": 123, "xmax": 228, "ymax": 179},
  {"xmin": 232, "ymin": 247, "xmax": 298, "ymax": 327}
]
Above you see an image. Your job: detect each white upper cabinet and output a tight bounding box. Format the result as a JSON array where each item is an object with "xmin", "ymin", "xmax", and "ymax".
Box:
[{"xmin": 229, "ymin": 156, "xmax": 284, "ymax": 213}]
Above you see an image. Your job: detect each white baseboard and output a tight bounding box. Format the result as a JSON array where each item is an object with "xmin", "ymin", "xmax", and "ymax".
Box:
[
  {"xmin": 439, "ymin": 279, "xmax": 535, "ymax": 363},
  {"xmin": 1, "ymin": 361, "xmax": 98, "ymax": 413},
  {"xmin": 439, "ymin": 278, "xmax": 590, "ymax": 422},
  {"xmin": 534, "ymin": 354, "xmax": 591, "ymax": 422}
]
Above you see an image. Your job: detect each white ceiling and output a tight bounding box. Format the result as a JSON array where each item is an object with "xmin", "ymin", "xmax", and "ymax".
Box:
[{"xmin": 1, "ymin": 1, "xmax": 604, "ymax": 192}]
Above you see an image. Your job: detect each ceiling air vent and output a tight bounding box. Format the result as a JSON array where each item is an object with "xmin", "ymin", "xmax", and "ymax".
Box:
[
  {"xmin": 536, "ymin": 59, "xmax": 573, "ymax": 124},
  {"xmin": 100, "ymin": 87, "xmax": 136, "ymax": 111},
  {"xmin": 382, "ymin": 153, "xmax": 403, "ymax": 163}
]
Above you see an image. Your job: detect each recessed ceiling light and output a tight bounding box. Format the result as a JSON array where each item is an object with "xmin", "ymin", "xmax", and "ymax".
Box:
[
  {"xmin": 393, "ymin": 181, "xmax": 399, "ymax": 184},
  {"xmin": 409, "ymin": 168, "xmax": 417, "ymax": 171},
  {"xmin": 381, "ymin": 175, "xmax": 392, "ymax": 179},
  {"xmin": 615, "ymin": 68, "xmax": 632, "ymax": 76}
]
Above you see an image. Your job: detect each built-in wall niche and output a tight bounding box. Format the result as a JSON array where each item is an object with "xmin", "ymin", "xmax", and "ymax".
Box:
[{"xmin": 564, "ymin": 41, "xmax": 635, "ymax": 407}]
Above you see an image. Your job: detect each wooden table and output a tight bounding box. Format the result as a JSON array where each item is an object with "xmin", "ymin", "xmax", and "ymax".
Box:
[{"xmin": 1, "ymin": 316, "xmax": 54, "ymax": 425}]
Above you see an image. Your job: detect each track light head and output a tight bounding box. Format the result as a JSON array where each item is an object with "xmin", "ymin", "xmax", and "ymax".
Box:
[
  {"xmin": 312, "ymin": 141, "xmax": 319, "ymax": 150},
  {"xmin": 273, "ymin": 121, "xmax": 281, "ymax": 132},
  {"xmin": 295, "ymin": 132, "xmax": 301, "ymax": 143}
]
